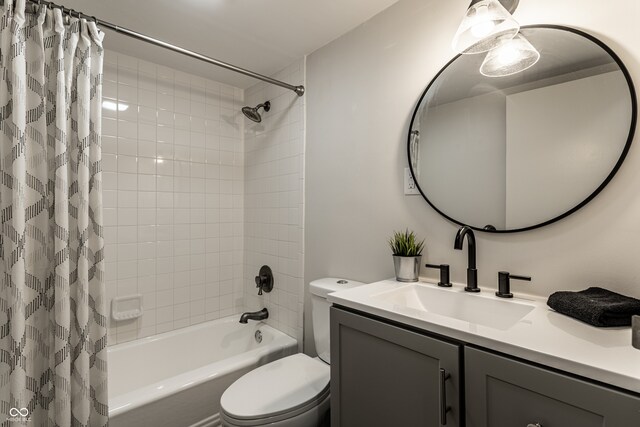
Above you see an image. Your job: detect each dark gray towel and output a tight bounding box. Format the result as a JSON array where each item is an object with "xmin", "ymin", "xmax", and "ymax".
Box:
[{"xmin": 547, "ymin": 287, "xmax": 640, "ymax": 327}]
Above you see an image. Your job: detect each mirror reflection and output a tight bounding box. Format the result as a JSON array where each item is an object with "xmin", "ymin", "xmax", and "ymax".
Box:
[{"xmin": 409, "ymin": 25, "xmax": 635, "ymax": 232}]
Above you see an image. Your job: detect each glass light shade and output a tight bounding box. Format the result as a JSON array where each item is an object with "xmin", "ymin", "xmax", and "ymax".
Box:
[
  {"xmin": 452, "ymin": 0, "xmax": 520, "ymax": 54},
  {"xmin": 479, "ymin": 34, "xmax": 540, "ymax": 77}
]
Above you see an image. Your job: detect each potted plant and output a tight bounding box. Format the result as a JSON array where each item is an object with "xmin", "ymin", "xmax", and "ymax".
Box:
[{"xmin": 389, "ymin": 229, "xmax": 425, "ymax": 282}]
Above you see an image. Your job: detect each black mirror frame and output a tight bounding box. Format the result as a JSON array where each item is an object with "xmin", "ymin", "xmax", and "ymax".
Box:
[{"xmin": 407, "ymin": 24, "xmax": 637, "ymax": 233}]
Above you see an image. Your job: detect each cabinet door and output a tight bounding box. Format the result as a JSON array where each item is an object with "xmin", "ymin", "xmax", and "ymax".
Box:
[
  {"xmin": 465, "ymin": 347, "xmax": 640, "ymax": 427},
  {"xmin": 330, "ymin": 307, "xmax": 461, "ymax": 427}
]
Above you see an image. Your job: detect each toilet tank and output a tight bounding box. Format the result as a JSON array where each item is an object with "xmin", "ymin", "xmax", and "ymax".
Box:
[{"xmin": 310, "ymin": 278, "xmax": 364, "ymax": 364}]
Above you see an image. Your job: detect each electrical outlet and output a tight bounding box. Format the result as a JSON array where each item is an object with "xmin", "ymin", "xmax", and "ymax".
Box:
[{"xmin": 404, "ymin": 168, "xmax": 420, "ymax": 195}]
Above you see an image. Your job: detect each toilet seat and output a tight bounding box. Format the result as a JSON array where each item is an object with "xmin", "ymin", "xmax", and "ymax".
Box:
[
  {"xmin": 221, "ymin": 388, "xmax": 330, "ymax": 426},
  {"xmin": 220, "ymin": 354, "xmax": 330, "ymax": 426}
]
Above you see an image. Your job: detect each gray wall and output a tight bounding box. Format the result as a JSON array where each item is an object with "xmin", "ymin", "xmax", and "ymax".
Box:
[{"xmin": 304, "ymin": 0, "xmax": 640, "ymax": 354}]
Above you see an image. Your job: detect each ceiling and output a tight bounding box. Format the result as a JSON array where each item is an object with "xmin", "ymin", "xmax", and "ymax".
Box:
[{"xmin": 60, "ymin": 0, "xmax": 400, "ymax": 89}]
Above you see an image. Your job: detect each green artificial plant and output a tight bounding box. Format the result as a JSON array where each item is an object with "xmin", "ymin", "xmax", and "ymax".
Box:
[{"xmin": 388, "ymin": 229, "xmax": 425, "ymax": 257}]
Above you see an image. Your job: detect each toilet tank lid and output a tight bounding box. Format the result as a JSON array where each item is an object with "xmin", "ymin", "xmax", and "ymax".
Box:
[{"xmin": 309, "ymin": 278, "xmax": 365, "ymax": 299}]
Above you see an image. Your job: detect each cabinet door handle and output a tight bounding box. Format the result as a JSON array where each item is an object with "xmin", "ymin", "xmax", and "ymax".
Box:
[{"xmin": 439, "ymin": 368, "xmax": 451, "ymax": 426}]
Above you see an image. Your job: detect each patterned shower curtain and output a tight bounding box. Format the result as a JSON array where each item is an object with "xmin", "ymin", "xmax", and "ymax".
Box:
[{"xmin": 0, "ymin": 0, "xmax": 109, "ymax": 425}]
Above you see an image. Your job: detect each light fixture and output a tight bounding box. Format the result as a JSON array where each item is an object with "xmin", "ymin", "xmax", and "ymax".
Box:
[
  {"xmin": 479, "ymin": 33, "xmax": 540, "ymax": 77},
  {"xmin": 452, "ymin": 0, "xmax": 520, "ymax": 54},
  {"xmin": 102, "ymin": 100, "xmax": 129, "ymax": 111}
]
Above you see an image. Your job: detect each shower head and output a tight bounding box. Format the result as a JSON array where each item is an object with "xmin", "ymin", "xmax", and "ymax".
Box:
[{"xmin": 242, "ymin": 101, "xmax": 271, "ymax": 123}]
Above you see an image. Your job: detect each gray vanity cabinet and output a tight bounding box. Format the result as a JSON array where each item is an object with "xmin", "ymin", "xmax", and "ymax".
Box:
[
  {"xmin": 330, "ymin": 307, "xmax": 462, "ymax": 427},
  {"xmin": 465, "ymin": 347, "xmax": 640, "ymax": 427}
]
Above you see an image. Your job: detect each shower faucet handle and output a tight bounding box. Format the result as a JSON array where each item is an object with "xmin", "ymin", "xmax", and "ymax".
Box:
[
  {"xmin": 255, "ymin": 275, "xmax": 267, "ymax": 295},
  {"xmin": 254, "ymin": 265, "xmax": 274, "ymax": 296}
]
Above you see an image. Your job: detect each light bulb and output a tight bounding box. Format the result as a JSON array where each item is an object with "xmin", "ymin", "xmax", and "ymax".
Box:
[
  {"xmin": 452, "ymin": 0, "xmax": 520, "ymax": 55},
  {"xmin": 470, "ymin": 5, "xmax": 496, "ymax": 38},
  {"xmin": 496, "ymin": 44, "xmax": 519, "ymax": 65},
  {"xmin": 480, "ymin": 34, "xmax": 541, "ymax": 77},
  {"xmin": 471, "ymin": 20, "xmax": 496, "ymax": 38}
]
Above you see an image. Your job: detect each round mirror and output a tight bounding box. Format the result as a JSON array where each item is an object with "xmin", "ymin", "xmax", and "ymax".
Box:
[{"xmin": 408, "ymin": 25, "xmax": 637, "ymax": 232}]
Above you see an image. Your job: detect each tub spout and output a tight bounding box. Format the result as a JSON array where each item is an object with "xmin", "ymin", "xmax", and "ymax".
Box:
[{"xmin": 239, "ymin": 308, "xmax": 269, "ymax": 324}]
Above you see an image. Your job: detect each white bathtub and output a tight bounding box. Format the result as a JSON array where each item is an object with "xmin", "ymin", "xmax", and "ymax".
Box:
[{"xmin": 108, "ymin": 316, "xmax": 297, "ymax": 427}]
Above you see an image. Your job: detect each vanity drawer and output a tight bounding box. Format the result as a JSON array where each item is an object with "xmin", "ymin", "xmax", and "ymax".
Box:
[{"xmin": 465, "ymin": 347, "xmax": 640, "ymax": 427}]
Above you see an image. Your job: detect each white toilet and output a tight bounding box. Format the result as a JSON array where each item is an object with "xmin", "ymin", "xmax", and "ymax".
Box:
[{"xmin": 220, "ymin": 278, "xmax": 364, "ymax": 427}]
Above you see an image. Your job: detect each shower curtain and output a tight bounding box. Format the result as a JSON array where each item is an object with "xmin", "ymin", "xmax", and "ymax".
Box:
[{"xmin": 0, "ymin": 0, "xmax": 109, "ymax": 426}]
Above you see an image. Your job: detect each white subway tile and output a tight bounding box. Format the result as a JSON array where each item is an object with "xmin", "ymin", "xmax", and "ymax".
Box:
[
  {"xmin": 157, "ymin": 125, "xmax": 174, "ymax": 144},
  {"xmin": 138, "ymin": 174, "xmax": 156, "ymax": 192},
  {"xmin": 156, "ymin": 159, "xmax": 174, "ymax": 176},
  {"xmin": 157, "ymin": 79, "xmax": 174, "ymax": 96},
  {"xmin": 118, "ymin": 173, "xmax": 138, "ymax": 191},
  {"xmin": 156, "ymin": 175, "xmax": 173, "ymax": 192},
  {"xmin": 118, "ymin": 138, "xmax": 138, "ymax": 156},
  {"xmin": 139, "ymin": 122, "xmax": 156, "ymax": 142},
  {"xmin": 118, "ymin": 155, "xmax": 137, "ymax": 174},
  {"xmin": 157, "ymin": 209, "xmax": 174, "ymax": 225},
  {"xmin": 103, "ymin": 117, "xmax": 118, "ymax": 137},
  {"xmin": 175, "ymin": 129, "xmax": 190, "ymax": 146},
  {"xmin": 138, "ymin": 89, "xmax": 157, "ymax": 107},
  {"xmin": 174, "ymin": 145, "xmax": 190, "ymax": 162},
  {"xmin": 105, "ymin": 52, "xmax": 308, "ymax": 345},
  {"xmin": 137, "ymin": 225, "xmax": 156, "ymax": 242},
  {"xmin": 117, "ymin": 243, "xmax": 138, "ymax": 261},
  {"xmin": 138, "ymin": 209, "xmax": 156, "ymax": 225},
  {"xmin": 138, "ymin": 157, "xmax": 156, "ymax": 175},
  {"xmin": 138, "ymin": 242, "xmax": 157, "ymax": 260},
  {"xmin": 156, "ymin": 192, "xmax": 173, "ymax": 209},
  {"xmin": 157, "ymin": 110, "xmax": 174, "ymax": 127},
  {"xmin": 117, "ymin": 226, "xmax": 138, "ymax": 244},
  {"xmin": 158, "ymin": 93, "xmax": 174, "ymax": 111},
  {"xmin": 191, "ymin": 148, "xmax": 206, "ymax": 163},
  {"xmin": 174, "ymin": 96, "xmax": 190, "ymax": 114},
  {"xmin": 117, "ymin": 260, "xmax": 138, "ymax": 279},
  {"xmin": 175, "ymin": 113, "xmax": 190, "ymax": 130},
  {"xmin": 118, "ymin": 208, "xmax": 138, "ymax": 226}
]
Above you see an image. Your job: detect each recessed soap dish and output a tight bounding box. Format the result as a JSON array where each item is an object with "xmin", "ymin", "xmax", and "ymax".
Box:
[{"xmin": 111, "ymin": 294, "xmax": 143, "ymax": 321}]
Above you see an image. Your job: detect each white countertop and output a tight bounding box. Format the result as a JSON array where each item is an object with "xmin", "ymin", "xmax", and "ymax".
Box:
[{"xmin": 328, "ymin": 278, "xmax": 640, "ymax": 394}]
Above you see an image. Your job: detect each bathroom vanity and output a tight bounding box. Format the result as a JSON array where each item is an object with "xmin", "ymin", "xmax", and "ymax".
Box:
[{"xmin": 328, "ymin": 280, "xmax": 640, "ymax": 427}]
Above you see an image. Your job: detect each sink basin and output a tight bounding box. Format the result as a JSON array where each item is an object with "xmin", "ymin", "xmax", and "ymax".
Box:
[{"xmin": 370, "ymin": 284, "xmax": 535, "ymax": 330}]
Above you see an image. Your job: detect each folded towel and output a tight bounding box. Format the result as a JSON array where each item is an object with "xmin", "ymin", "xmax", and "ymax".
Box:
[{"xmin": 547, "ymin": 287, "xmax": 640, "ymax": 327}]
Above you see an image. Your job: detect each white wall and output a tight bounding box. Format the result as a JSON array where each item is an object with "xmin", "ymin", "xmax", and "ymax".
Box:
[
  {"xmin": 305, "ymin": 0, "xmax": 640, "ymax": 354},
  {"xmin": 505, "ymin": 71, "xmax": 630, "ymax": 228},
  {"xmin": 243, "ymin": 59, "xmax": 306, "ymax": 346},
  {"xmin": 420, "ymin": 92, "xmax": 506, "ymax": 228},
  {"xmin": 102, "ymin": 51, "xmax": 245, "ymax": 344}
]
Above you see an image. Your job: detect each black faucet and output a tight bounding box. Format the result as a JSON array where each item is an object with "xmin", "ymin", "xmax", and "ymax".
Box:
[
  {"xmin": 454, "ymin": 226, "xmax": 480, "ymax": 292},
  {"xmin": 239, "ymin": 308, "xmax": 269, "ymax": 324}
]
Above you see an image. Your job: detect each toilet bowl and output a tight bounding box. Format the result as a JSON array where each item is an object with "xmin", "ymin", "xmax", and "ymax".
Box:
[{"xmin": 219, "ymin": 278, "xmax": 364, "ymax": 427}]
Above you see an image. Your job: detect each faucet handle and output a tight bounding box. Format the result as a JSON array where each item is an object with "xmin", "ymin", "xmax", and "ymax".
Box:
[
  {"xmin": 254, "ymin": 265, "xmax": 274, "ymax": 296},
  {"xmin": 255, "ymin": 275, "xmax": 266, "ymax": 295},
  {"xmin": 496, "ymin": 271, "xmax": 531, "ymax": 298},
  {"xmin": 425, "ymin": 264, "xmax": 452, "ymax": 287}
]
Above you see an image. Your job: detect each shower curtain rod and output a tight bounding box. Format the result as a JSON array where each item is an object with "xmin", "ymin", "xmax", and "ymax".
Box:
[{"xmin": 24, "ymin": 0, "xmax": 306, "ymax": 96}]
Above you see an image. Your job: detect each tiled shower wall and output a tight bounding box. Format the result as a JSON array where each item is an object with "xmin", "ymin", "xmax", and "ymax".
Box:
[
  {"xmin": 243, "ymin": 59, "xmax": 306, "ymax": 345},
  {"xmin": 102, "ymin": 51, "xmax": 245, "ymax": 344}
]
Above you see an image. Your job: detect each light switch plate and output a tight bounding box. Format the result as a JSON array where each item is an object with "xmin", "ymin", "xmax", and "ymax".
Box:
[{"xmin": 404, "ymin": 168, "xmax": 420, "ymax": 195}]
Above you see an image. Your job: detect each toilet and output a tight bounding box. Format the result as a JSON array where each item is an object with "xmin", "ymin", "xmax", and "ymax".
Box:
[{"xmin": 220, "ymin": 278, "xmax": 364, "ymax": 427}]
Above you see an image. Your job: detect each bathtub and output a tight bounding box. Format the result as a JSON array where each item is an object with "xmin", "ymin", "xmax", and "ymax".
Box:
[{"xmin": 108, "ymin": 316, "xmax": 297, "ymax": 427}]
